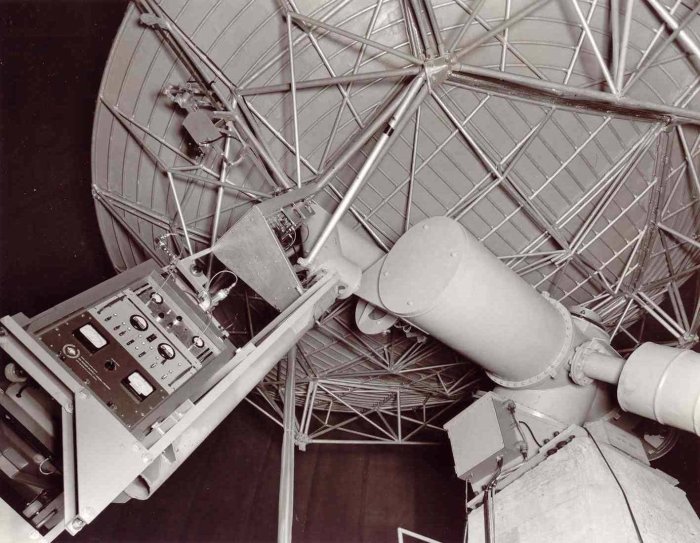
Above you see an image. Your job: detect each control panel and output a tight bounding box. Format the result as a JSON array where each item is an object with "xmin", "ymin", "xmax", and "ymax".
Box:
[
  {"xmin": 91, "ymin": 279, "xmax": 219, "ymax": 394},
  {"xmin": 39, "ymin": 312, "xmax": 169, "ymax": 429},
  {"xmin": 35, "ymin": 269, "xmax": 230, "ymax": 434}
]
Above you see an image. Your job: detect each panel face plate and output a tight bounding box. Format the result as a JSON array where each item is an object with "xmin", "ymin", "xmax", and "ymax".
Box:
[
  {"xmin": 89, "ymin": 289, "xmax": 204, "ymax": 394},
  {"xmin": 33, "ymin": 269, "xmax": 229, "ymax": 436},
  {"xmin": 38, "ymin": 312, "xmax": 168, "ymax": 429}
]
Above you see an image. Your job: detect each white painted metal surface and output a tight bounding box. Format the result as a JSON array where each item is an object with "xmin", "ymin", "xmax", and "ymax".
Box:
[{"xmin": 618, "ymin": 341, "xmax": 700, "ymax": 433}]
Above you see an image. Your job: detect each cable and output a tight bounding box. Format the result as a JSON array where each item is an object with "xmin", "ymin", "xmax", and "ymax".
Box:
[
  {"xmin": 517, "ymin": 420, "xmax": 543, "ymax": 448},
  {"xmin": 199, "ymin": 269, "xmax": 239, "ymax": 336},
  {"xmin": 584, "ymin": 428, "xmax": 645, "ymax": 543},
  {"xmin": 14, "ymin": 383, "xmax": 32, "ymax": 398},
  {"xmin": 482, "ymin": 456, "xmax": 502, "ymax": 543},
  {"xmin": 505, "ymin": 401, "xmax": 528, "ymax": 459},
  {"xmin": 38, "ymin": 457, "xmax": 55, "ymax": 475},
  {"xmin": 205, "ymin": 269, "xmax": 238, "ymax": 294}
]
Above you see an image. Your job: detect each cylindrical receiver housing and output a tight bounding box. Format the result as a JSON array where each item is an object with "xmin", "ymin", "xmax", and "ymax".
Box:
[
  {"xmin": 618, "ymin": 342, "xmax": 700, "ymax": 435},
  {"xmin": 377, "ymin": 217, "xmax": 569, "ymax": 385}
]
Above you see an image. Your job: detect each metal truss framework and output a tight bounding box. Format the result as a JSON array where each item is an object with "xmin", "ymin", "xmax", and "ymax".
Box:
[{"xmin": 91, "ymin": 0, "xmax": 700, "ymax": 458}]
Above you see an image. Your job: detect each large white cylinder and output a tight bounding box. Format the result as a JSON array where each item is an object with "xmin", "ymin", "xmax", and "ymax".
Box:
[
  {"xmin": 377, "ymin": 217, "xmax": 570, "ymax": 385},
  {"xmin": 618, "ymin": 342, "xmax": 700, "ymax": 435}
]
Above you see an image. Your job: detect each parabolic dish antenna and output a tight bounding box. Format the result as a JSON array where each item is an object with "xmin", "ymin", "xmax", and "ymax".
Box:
[{"xmin": 92, "ymin": 0, "xmax": 700, "ymax": 444}]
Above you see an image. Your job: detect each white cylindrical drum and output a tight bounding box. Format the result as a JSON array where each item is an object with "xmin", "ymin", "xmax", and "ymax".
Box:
[
  {"xmin": 582, "ymin": 352, "xmax": 626, "ymax": 385},
  {"xmin": 377, "ymin": 217, "xmax": 569, "ymax": 385},
  {"xmin": 618, "ymin": 342, "xmax": 700, "ymax": 435}
]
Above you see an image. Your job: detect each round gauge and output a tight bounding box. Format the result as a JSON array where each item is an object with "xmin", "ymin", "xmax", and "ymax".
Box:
[
  {"xmin": 150, "ymin": 293, "xmax": 163, "ymax": 304},
  {"xmin": 157, "ymin": 343, "xmax": 176, "ymax": 360},
  {"xmin": 192, "ymin": 336, "xmax": 205, "ymax": 349},
  {"xmin": 129, "ymin": 314, "xmax": 149, "ymax": 331}
]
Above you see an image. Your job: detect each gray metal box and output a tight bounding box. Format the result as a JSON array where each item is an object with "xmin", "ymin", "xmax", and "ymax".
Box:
[{"xmin": 444, "ymin": 393, "xmax": 523, "ymax": 487}]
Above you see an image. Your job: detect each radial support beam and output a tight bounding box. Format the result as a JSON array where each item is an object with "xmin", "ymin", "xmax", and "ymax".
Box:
[
  {"xmin": 448, "ymin": 0, "xmax": 487, "ymax": 52},
  {"xmin": 452, "ymin": 0, "xmax": 553, "ymax": 61},
  {"xmin": 622, "ymin": 3, "xmax": 700, "ymax": 96},
  {"xmin": 569, "ymin": 0, "xmax": 617, "ymax": 94},
  {"xmin": 278, "ymin": 346, "xmax": 297, "ymax": 543},
  {"xmin": 238, "ymin": 66, "xmax": 422, "ymax": 96},
  {"xmin": 644, "ymin": 0, "xmax": 700, "ymax": 60},
  {"xmin": 407, "ymin": 0, "xmax": 436, "ymax": 57},
  {"xmin": 449, "ymin": 64, "xmax": 700, "ymax": 125},
  {"xmin": 289, "ymin": 11, "xmax": 422, "ymax": 65},
  {"xmin": 421, "ymin": 0, "xmax": 446, "ymax": 56},
  {"xmin": 657, "ymin": 223, "xmax": 700, "ymax": 252}
]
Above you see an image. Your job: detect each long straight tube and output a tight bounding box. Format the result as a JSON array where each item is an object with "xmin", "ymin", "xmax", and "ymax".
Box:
[
  {"xmin": 287, "ymin": 14, "xmax": 302, "ymax": 189},
  {"xmin": 450, "ymin": 64, "xmax": 700, "ymax": 124},
  {"xmin": 278, "ymin": 347, "xmax": 297, "ymax": 543},
  {"xmin": 645, "ymin": 0, "xmax": 700, "ymax": 59},
  {"xmin": 239, "ymin": 67, "xmax": 422, "ymax": 96},
  {"xmin": 305, "ymin": 75, "xmax": 425, "ymax": 265},
  {"xmin": 313, "ymin": 74, "xmax": 425, "ymax": 192},
  {"xmin": 166, "ymin": 172, "xmax": 194, "ymax": 255},
  {"xmin": 208, "ymin": 123, "xmax": 232, "ymax": 275}
]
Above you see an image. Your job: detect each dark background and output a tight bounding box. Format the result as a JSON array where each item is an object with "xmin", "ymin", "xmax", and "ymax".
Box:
[{"xmin": 0, "ymin": 2, "xmax": 698, "ymax": 542}]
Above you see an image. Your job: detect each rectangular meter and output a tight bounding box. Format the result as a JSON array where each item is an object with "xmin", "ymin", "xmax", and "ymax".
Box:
[{"xmin": 75, "ymin": 323, "xmax": 108, "ymax": 351}]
